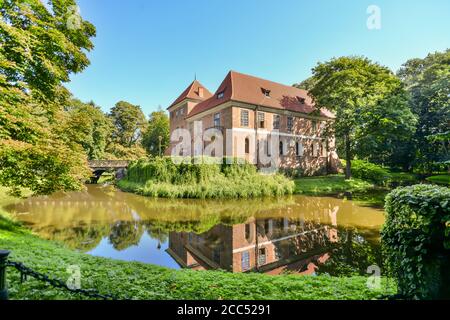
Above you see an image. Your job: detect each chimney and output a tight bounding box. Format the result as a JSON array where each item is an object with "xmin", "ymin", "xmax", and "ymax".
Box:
[{"xmin": 198, "ymin": 87, "xmax": 204, "ymax": 98}]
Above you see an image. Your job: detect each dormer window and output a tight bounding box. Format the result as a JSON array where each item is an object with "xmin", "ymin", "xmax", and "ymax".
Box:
[
  {"xmin": 297, "ymin": 96, "xmax": 306, "ymax": 104},
  {"xmin": 217, "ymin": 91, "xmax": 225, "ymax": 99},
  {"xmin": 261, "ymin": 88, "xmax": 271, "ymax": 97}
]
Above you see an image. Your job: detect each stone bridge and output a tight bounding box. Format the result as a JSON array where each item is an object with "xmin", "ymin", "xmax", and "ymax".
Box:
[{"xmin": 88, "ymin": 160, "xmax": 130, "ymax": 183}]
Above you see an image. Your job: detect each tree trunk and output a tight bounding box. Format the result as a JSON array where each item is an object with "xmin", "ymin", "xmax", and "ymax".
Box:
[{"xmin": 345, "ymin": 133, "xmax": 352, "ymax": 179}]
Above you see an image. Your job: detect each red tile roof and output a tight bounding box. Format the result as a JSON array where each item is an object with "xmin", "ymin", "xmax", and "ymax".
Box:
[
  {"xmin": 167, "ymin": 80, "xmax": 212, "ymax": 109},
  {"xmin": 187, "ymin": 71, "xmax": 334, "ymax": 119}
]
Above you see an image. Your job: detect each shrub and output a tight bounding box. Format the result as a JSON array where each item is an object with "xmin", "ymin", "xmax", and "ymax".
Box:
[
  {"xmin": 118, "ymin": 157, "xmax": 294, "ymax": 199},
  {"xmin": 345, "ymin": 160, "xmax": 390, "ymax": 185},
  {"xmin": 381, "ymin": 184, "xmax": 450, "ymax": 299},
  {"xmin": 426, "ymin": 175, "xmax": 450, "ymax": 186}
]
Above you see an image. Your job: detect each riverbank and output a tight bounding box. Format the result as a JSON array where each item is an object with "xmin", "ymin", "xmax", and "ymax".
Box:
[
  {"xmin": 0, "ymin": 210, "xmax": 395, "ymax": 300},
  {"xmin": 293, "ymin": 175, "xmax": 389, "ymax": 207},
  {"xmin": 117, "ymin": 158, "xmax": 294, "ymax": 199}
]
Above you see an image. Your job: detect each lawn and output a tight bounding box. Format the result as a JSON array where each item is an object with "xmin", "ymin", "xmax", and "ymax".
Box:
[
  {"xmin": 426, "ymin": 174, "xmax": 450, "ymax": 186},
  {"xmin": 293, "ymin": 175, "xmax": 374, "ymax": 195}
]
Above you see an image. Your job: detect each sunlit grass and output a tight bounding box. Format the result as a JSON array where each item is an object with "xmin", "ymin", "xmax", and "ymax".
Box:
[{"xmin": 293, "ymin": 175, "xmax": 374, "ymax": 195}]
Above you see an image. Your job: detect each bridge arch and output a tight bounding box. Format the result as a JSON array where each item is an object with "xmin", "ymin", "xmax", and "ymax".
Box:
[{"xmin": 88, "ymin": 160, "xmax": 130, "ymax": 184}]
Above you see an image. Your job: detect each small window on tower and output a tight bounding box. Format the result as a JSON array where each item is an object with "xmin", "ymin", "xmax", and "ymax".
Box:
[{"xmin": 217, "ymin": 91, "xmax": 225, "ymax": 99}]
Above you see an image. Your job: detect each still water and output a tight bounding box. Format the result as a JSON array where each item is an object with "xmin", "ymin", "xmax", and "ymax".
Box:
[{"xmin": 3, "ymin": 185, "xmax": 385, "ymax": 276}]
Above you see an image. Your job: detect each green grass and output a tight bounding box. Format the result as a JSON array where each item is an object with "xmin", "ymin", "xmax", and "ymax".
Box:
[
  {"xmin": 293, "ymin": 175, "xmax": 374, "ymax": 195},
  {"xmin": 426, "ymin": 174, "xmax": 450, "ymax": 186},
  {"xmin": 0, "ymin": 207, "xmax": 396, "ymax": 300},
  {"xmin": 292, "ymin": 175, "xmax": 392, "ymax": 207},
  {"xmin": 387, "ymin": 172, "xmax": 420, "ymax": 186}
]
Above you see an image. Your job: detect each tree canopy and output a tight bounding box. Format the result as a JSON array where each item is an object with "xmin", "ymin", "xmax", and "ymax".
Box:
[
  {"xmin": 142, "ymin": 108, "xmax": 170, "ymax": 157},
  {"xmin": 306, "ymin": 56, "xmax": 406, "ymax": 178},
  {"xmin": 397, "ymin": 49, "xmax": 450, "ymax": 172},
  {"xmin": 0, "ymin": 0, "xmax": 96, "ymax": 195},
  {"xmin": 109, "ymin": 101, "xmax": 147, "ymax": 147}
]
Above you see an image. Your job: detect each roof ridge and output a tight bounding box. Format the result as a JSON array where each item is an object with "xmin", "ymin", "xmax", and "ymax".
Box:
[{"xmin": 230, "ymin": 70, "xmax": 308, "ymax": 93}]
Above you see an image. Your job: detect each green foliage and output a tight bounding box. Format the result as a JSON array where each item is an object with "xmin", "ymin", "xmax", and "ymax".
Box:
[
  {"xmin": 347, "ymin": 160, "xmax": 390, "ymax": 185},
  {"xmin": 306, "ymin": 56, "xmax": 405, "ymax": 178},
  {"xmin": 293, "ymin": 175, "xmax": 373, "ymax": 195},
  {"xmin": 109, "ymin": 101, "xmax": 147, "ymax": 147},
  {"xmin": 0, "ymin": 0, "xmax": 96, "ymax": 195},
  {"xmin": 426, "ymin": 175, "xmax": 450, "ymax": 186},
  {"xmin": 317, "ymin": 229, "xmax": 381, "ymax": 277},
  {"xmin": 142, "ymin": 109, "xmax": 170, "ymax": 157},
  {"xmin": 354, "ymin": 94, "xmax": 417, "ymax": 169},
  {"xmin": 118, "ymin": 157, "xmax": 294, "ymax": 199},
  {"xmin": 59, "ymin": 99, "xmax": 114, "ymax": 160},
  {"xmin": 381, "ymin": 185, "xmax": 450, "ymax": 299},
  {"xmin": 398, "ymin": 49, "xmax": 450, "ymax": 172}
]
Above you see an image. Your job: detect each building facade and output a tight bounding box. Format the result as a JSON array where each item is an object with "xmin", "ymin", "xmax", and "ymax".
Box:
[{"xmin": 167, "ymin": 71, "xmax": 340, "ymax": 175}]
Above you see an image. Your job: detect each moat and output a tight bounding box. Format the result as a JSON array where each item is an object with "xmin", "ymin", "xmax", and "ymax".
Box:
[{"xmin": 2, "ymin": 185, "xmax": 385, "ymax": 276}]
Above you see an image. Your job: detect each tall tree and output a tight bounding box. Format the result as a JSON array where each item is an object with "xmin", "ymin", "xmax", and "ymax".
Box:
[
  {"xmin": 354, "ymin": 93, "xmax": 417, "ymax": 169},
  {"xmin": 109, "ymin": 101, "xmax": 147, "ymax": 147},
  {"xmin": 0, "ymin": 0, "xmax": 96, "ymax": 195},
  {"xmin": 397, "ymin": 49, "xmax": 450, "ymax": 172},
  {"xmin": 59, "ymin": 99, "xmax": 113, "ymax": 160},
  {"xmin": 142, "ymin": 108, "xmax": 170, "ymax": 157},
  {"xmin": 306, "ymin": 56, "xmax": 403, "ymax": 178}
]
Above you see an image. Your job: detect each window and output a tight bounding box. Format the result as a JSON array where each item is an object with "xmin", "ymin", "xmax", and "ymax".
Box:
[
  {"xmin": 297, "ymin": 96, "xmax": 306, "ymax": 104},
  {"xmin": 287, "ymin": 116, "xmax": 293, "ymax": 132},
  {"xmin": 264, "ymin": 219, "xmax": 271, "ymax": 235},
  {"xmin": 296, "ymin": 141, "xmax": 303, "ymax": 157},
  {"xmin": 245, "ymin": 137, "xmax": 250, "ymax": 154},
  {"xmin": 312, "ymin": 120, "xmax": 318, "ymax": 134},
  {"xmin": 261, "ymin": 88, "xmax": 271, "ymax": 97},
  {"xmin": 266, "ymin": 139, "xmax": 271, "ymax": 156},
  {"xmin": 217, "ymin": 91, "xmax": 224, "ymax": 99},
  {"xmin": 257, "ymin": 112, "xmax": 265, "ymax": 128},
  {"xmin": 258, "ymin": 248, "xmax": 267, "ymax": 266},
  {"xmin": 321, "ymin": 141, "xmax": 327, "ymax": 157},
  {"xmin": 214, "ymin": 113, "xmax": 221, "ymax": 127},
  {"xmin": 241, "ymin": 110, "xmax": 249, "ymax": 127},
  {"xmin": 245, "ymin": 224, "xmax": 251, "ymax": 241},
  {"xmin": 313, "ymin": 142, "xmax": 319, "ymax": 157},
  {"xmin": 273, "ymin": 114, "xmax": 280, "ymax": 130},
  {"xmin": 241, "ymin": 251, "xmax": 250, "ymax": 271},
  {"xmin": 279, "ymin": 141, "xmax": 284, "ymax": 156}
]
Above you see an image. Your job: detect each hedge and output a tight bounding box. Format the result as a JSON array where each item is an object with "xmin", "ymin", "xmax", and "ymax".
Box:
[{"xmin": 381, "ymin": 184, "xmax": 450, "ymax": 299}]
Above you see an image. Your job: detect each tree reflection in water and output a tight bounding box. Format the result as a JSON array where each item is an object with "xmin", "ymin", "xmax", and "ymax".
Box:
[{"xmin": 3, "ymin": 185, "xmax": 384, "ymax": 275}]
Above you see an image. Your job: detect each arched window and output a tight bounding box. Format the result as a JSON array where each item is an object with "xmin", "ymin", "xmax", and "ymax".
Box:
[
  {"xmin": 245, "ymin": 137, "xmax": 250, "ymax": 154},
  {"xmin": 279, "ymin": 141, "xmax": 284, "ymax": 156}
]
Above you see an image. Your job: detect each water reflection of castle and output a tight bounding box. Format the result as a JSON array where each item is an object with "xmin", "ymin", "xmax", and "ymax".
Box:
[{"xmin": 167, "ymin": 213, "xmax": 338, "ymax": 275}]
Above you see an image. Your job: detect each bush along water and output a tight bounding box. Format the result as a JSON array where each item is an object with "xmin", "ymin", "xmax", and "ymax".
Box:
[
  {"xmin": 346, "ymin": 160, "xmax": 390, "ymax": 185},
  {"xmin": 117, "ymin": 157, "xmax": 294, "ymax": 199},
  {"xmin": 381, "ymin": 184, "xmax": 450, "ymax": 299}
]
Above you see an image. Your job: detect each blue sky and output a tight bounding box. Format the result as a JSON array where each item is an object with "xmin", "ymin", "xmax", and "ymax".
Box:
[{"xmin": 66, "ymin": 0, "xmax": 450, "ymax": 116}]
